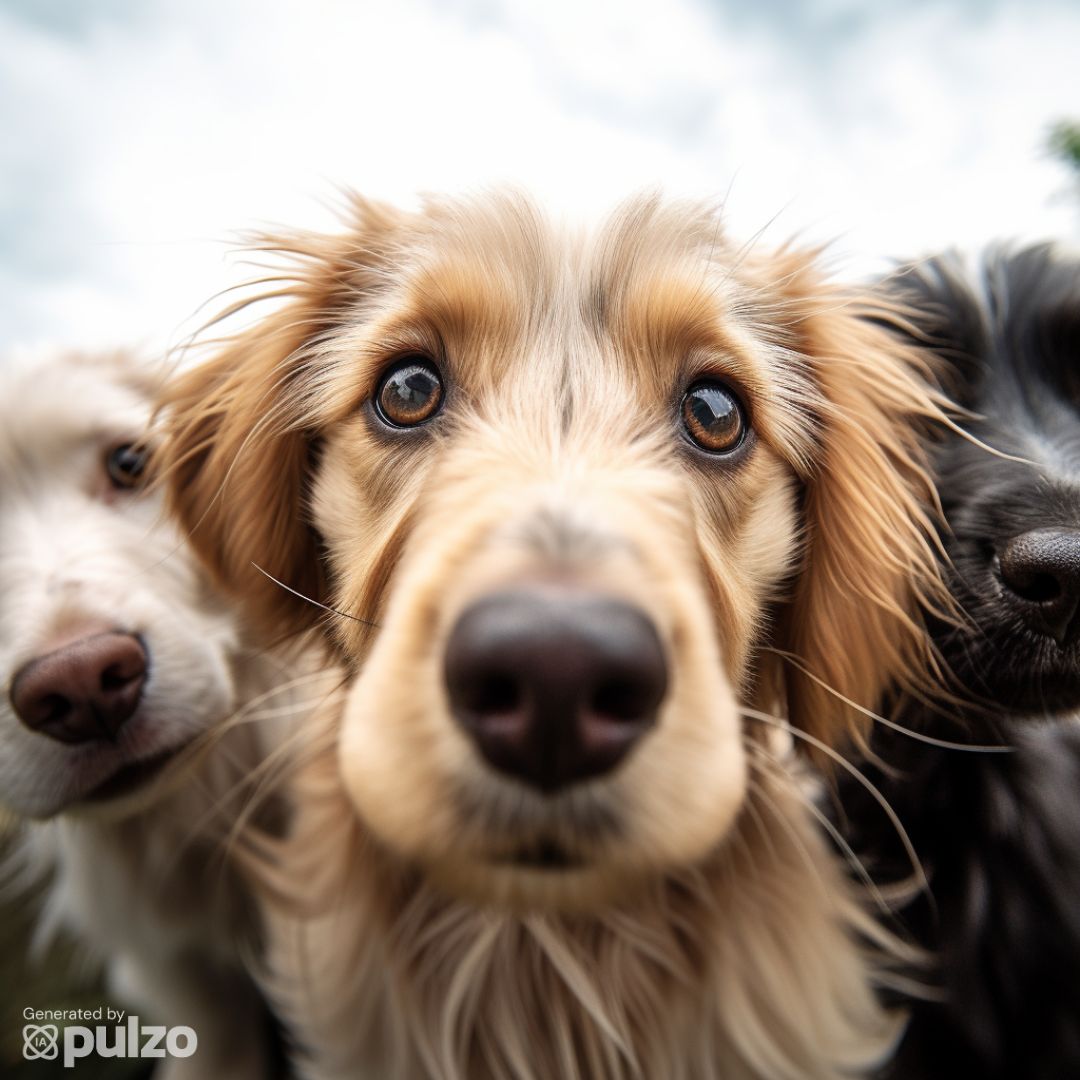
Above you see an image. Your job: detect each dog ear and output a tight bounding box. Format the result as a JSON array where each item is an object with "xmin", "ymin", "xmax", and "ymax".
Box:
[
  {"xmin": 874, "ymin": 254, "xmax": 989, "ymax": 408},
  {"xmin": 758, "ymin": 254, "xmax": 949, "ymax": 755},
  {"xmin": 156, "ymin": 197, "xmax": 402, "ymax": 641},
  {"xmin": 885, "ymin": 246, "xmax": 1080, "ymax": 411}
]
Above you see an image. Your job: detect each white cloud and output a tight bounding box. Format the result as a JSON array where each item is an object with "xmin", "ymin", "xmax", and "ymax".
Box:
[{"xmin": 0, "ymin": 0, "xmax": 1077, "ymax": 355}]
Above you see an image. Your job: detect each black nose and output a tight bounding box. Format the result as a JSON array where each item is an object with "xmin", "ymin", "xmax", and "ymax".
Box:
[
  {"xmin": 9, "ymin": 632, "xmax": 147, "ymax": 744},
  {"xmin": 444, "ymin": 589, "xmax": 667, "ymax": 793},
  {"xmin": 999, "ymin": 528, "xmax": 1080, "ymax": 645}
]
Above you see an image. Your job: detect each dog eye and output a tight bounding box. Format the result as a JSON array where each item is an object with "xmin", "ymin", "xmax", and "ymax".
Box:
[
  {"xmin": 375, "ymin": 357, "xmax": 444, "ymax": 428},
  {"xmin": 681, "ymin": 381, "xmax": 747, "ymax": 454},
  {"xmin": 105, "ymin": 443, "xmax": 149, "ymax": 490}
]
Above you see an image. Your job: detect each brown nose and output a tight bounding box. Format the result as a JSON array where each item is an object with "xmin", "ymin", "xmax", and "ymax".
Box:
[
  {"xmin": 444, "ymin": 589, "xmax": 667, "ymax": 793},
  {"xmin": 9, "ymin": 632, "xmax": 147, "ymax": 744},
  {"xmin": 999, "ymin": 528, "xmax": 1080, "ymax": 645}
]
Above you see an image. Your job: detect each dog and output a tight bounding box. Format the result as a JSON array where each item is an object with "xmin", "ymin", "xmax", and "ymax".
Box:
[
  {"xmin": 837, "ymin": 246, "xmax": 1080, "ymax": 1079},
  {"xmin": 158, "ymin": 190, "xmax": 952, "ymax": 1079},
  {"xmin": 0, "ymin": 349, "xmax": 310, "ymax": 1079}
]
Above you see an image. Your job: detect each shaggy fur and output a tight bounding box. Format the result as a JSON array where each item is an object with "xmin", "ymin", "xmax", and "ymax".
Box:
[
  {"xmin": 0, "ymin": 350, "xmax": 311, "ymax": 1079},
  {"xmin": 159, "ymin": 191, "xmax": 950, "ymax": 1079},
  {"xmin": 838, "ymin": 246, "xmax": 1080, "ymax": 1079}
]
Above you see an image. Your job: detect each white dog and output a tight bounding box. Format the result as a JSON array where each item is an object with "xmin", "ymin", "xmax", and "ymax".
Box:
[{"xmin": 0, "ymin": 349, "xmax": 312, "ymax": 1079}]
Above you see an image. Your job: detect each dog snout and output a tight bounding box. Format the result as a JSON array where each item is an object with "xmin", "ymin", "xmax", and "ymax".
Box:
[
  {"xmin": 444, "ymin": 588, "xmax": 667, "ymax": 793},
  {"xmin": 9, "ymin": 632, "xmax": 147, "ymax": 744},
  {"xmin": 998, "ymin": 528, "xmax": 1080, "ymax": 645}
]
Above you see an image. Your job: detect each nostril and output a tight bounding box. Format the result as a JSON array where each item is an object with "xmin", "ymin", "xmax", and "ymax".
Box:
[
  {"xmin": 1003, "ymin": 570, "xmax": 1063, "ymax": 604},
  {"xmin": 592, "ymin": 677, "xmax": 651, "ymax": 722},
  {"xmin": 39, "ymin": 694, "xmax": 73, "ymax": 725},
  {"xmin": 101, "ymin": 661, "xmax": 138, "ymax": 692},
  {"xmin": 467, "ymin": 672, "xmax": 521, "ymax": 716}
]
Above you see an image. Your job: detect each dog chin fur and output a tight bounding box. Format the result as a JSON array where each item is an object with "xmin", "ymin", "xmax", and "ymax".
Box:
[{"xmin": 263, "ymin": 731, "xmax": 902, "ymax": 1080}]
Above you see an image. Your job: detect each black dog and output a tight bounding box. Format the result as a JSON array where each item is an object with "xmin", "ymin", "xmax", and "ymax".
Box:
[{"xmin": 839, "ymin": 246, "xmax": 1080, "ymax": 1079}]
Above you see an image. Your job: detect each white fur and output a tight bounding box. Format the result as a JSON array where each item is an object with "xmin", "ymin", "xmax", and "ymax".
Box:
[{"xmin": 0, "ymin": 350, "xmax": 310, "ymax": 1079}]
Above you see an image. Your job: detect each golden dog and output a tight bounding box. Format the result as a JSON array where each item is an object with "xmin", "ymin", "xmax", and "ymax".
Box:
[{"xmin": 159, "ymin": 192, "xmax": 945, "ymax": 1079}]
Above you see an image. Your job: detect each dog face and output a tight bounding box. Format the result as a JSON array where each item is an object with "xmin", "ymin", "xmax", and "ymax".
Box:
[
  {"xmin": 162, "ymin": 193, "xmax": 943, "ymax": 908},
  {"xmin": 0, "ymin": 352, "xmax": 239, "ymax": 819},
  {"xmin": 884, "ymin": 248, "xmax": 1080, "ymax": 714}
]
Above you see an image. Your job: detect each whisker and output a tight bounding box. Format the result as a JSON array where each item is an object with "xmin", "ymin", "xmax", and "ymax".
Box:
[
  {"xmin": 219, "ymin": 719, "xmax": 339, "ymax": 871},
  {"xmin": 195, "ymin": 681, "xmax": 347, "ymax": 840},
  {"xmin": 751, "ymin": 744, "xmax": 893, "ymax": 916},
  {"xmin": 252, "ymin": 562, "xmax": 380, "ymax": 627},
  {"xmin": 226, "ymin": 678, "xmax": 346, "ymax": 819},
  {"xmin": 129, "ymin": 673, "xmax": 345, "ymax": 884},
  {"xmin": 764, "ymin": 647, "xmax": 1012, "ymax": 754},
  {"xmin": 740, "ymin": 706, "xmax": 931, "ymax": 899}
]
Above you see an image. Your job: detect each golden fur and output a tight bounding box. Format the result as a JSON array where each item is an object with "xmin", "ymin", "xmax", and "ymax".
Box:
[{"xmin": 158, "ymin": 191, "xmax": 946, "ymax": 1078}]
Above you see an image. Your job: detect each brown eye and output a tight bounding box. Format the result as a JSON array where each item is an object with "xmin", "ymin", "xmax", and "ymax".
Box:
[
  {"xmin": 681, "ymin": 381, "xmax": 747, "ymax": 454},
  {"xmin": 375, "ymin": 357, "xmax": 444, "ymax": 428},
  {"xmin": 105, "ymin": 443, "xmax": 149, "ymax": 490}
]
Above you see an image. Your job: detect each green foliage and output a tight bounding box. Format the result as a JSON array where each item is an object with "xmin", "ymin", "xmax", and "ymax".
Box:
[{"xmin": 1049, "ymin": 120, "xmax": 1080, "ymax": 175}]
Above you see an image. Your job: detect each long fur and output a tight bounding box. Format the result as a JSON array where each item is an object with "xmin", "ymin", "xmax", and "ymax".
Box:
[
  {"xmin": 158, "ymin": 191, "xmax": 952, "ymax": 1079},
  {"xmin": 838, "ymin": 246, "xmax": 1080, "ymax": 1079},
  {"xmin": 258, "ymin": 724, "xmax": 901, "ymax": 1080}
]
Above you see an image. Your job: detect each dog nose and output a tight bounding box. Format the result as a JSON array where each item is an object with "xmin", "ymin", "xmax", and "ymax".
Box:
[
  {"xmin": 999, "ymin": 528, "xmax": 1080, "ymax": 645},
  {"xmin": 444, "ymin": 589, "xmax": 667, "ymax": 792},
  {"xmin": 9, "ymin": 632, "xmax": 147, "ymax": 744}
]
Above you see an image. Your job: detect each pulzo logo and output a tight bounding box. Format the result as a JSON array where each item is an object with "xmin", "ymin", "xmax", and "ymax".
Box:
[{"xmin": 23, "ymin": 1007, "xmax": 197, "ymax": 1068}]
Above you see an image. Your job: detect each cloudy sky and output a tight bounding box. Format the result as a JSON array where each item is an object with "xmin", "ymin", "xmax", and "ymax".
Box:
[{"xmin": 1, "ymin": 0, "xmax": 1077, "ymax": 356}]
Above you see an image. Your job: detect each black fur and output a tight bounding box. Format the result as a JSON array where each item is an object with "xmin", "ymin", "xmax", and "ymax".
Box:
[{"xmin": 839, "ymin": 246, "xmax": 1080, "ymax": 1078}]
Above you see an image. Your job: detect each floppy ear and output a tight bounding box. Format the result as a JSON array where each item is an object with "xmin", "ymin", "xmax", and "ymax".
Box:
[
  {"xmin": 760, "ymin": 255, "xmax": 950, "ymax": 754},
  {"xmin": 156, "ymin": 196, "xmax": 401, "ymax": 641},
  {"xmin": 884, "ymin": 246, "xmax": 1080, "ymax": 409},
  {"xmin": 874, "ymin": 254, "xmax": 989, "ymax": 408}
]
